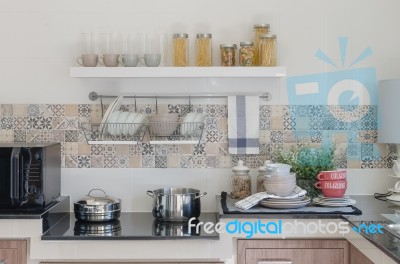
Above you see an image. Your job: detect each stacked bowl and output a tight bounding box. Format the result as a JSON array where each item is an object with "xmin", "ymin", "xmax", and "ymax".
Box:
[
  {"xmin": 263, "ymin": 163, "xmax": 296, "ymax": 197},
  {"xmin": 314, "ymin": 170, "xmax": 347, "ymax": 198}
]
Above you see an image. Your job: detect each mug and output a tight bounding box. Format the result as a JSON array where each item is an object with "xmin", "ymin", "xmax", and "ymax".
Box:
[
  {"xmin": 317, "ymin": 170, "xmax": 347, "ymax": 181},
  {"xmin": 77, "ymin": 54, "xmax": 98, "ymax": 67},
  {"xmin": 99, "ymin": 54, "xmax": 120, "ymax": 67},
  {"xmin": 120, "ymin": 54, "xmax": 139, "ymax": 67},
  {"xmin": 315, "ymin": 180, "xmax": 347, "ymax": 198},
  {"xmin": 315, "ymin": 180, "xmax": 347, "ymax": 190},
  {"xmin": 140, "ymin": 54, "xmax": 161, "ymax": 67}
]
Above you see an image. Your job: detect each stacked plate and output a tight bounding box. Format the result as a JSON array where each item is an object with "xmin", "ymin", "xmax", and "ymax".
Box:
[
  {"xmin": 313, "ymin": 196, "xmax": 356, "ymax": 207},
  {"xmin": 259, "ymin": 196, "xmax": 311, "ymax": 209}
]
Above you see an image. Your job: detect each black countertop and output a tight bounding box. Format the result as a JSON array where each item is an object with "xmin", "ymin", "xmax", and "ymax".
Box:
[{"xmin": 41, "ymin": 212, "xmax": 220, "ymax": 240}]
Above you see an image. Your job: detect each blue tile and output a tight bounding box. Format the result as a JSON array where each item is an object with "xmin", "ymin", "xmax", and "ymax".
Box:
[
  {"xmin": 295, "ymin": 105, "xmax": 309, "ymax": 117},
  {"xmin": 347, "ymin": 143, "xmax": 361, "ymax": 160},
  {"xmin": 308, "ymin": 105, "xmax": 324, "ymax": 118},
  {"xmin": 294, "ymin": 117, "xmax": 311, "ymax": 130}
]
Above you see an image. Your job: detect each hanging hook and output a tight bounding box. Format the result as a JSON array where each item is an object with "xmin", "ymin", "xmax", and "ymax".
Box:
[
  {"xmin": 100, "ymin": 95, "xmax": 104, "ymax": 118},
  {"xmin": 189, "ymin": 95, "xmax": 192, "ymax": 113},
  {"xmin": 134, "ymin": 96, "xmax": 137, "ymax": 112},
  {"xmin": 155, "ymin": 96, "xmax": 158, "ymax": 115}
]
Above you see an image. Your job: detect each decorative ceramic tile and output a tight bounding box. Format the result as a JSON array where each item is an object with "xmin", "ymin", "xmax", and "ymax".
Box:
[
  {"xmin": 142, "ymin": 155, "xmax": 155, "ymax": 168},
  {"xmin": 155, "ymin": 156, "xmax": 167, "ymax": 168},
  {"xmin": 141, "ymin": 143, "xmax": 155, "ymax": 155},
  {"xmin": 0, "ymin": 104, "xmax": 13, "ymax": 116},
  {"xmin": 78, "ymin": 104, "xmax": 90, "ymax": 117},
  {"xmin": 309, "ymin": 131, "xmax": 322, "ymax": 143},
  {"xmin": 52, "ymin": 130, "xmax": 65, "ymax": 143},
  {"xmin": 91, "ymin": 145, "xmax": 105, "ymax": 155},
  {"xmin": 259, "ymin": 143, "xmax": 270, "ymax": 156},
  {"xmin": 0, "ymin": 130, "xmax": 13, "ymax": 142},
  {"xmin": 104, "ymin": 155, "xmax": 117, "ymax": 168},
  {"xmin": 64, "ymin": 142, "xmax": 78, "ymax": 155},
  {"xmin": 180, "ymin": 156, "xmax": 193, "ymax": 168},
  {"xmin": 167, "ymin": 144, "xmax": 180, "ymax": 155},
  {"xmin": 13, "ymin": 130, "xmax": 26, "ymax": 142},
  {"xmin": 388, "ymin": 144, "xmax": 398, "ymax": 155},
  {"xmin": 259, "ymin": 118, "xmax": 270, "ymax": 130},
  {"xmin": 13, "ymin": 105, "xmax": 26, "ymax": 117},
  {"xmin": 192, "ymin": 155, "xmax": 206, "ymax": 168},
  {"xmin": 283, "ymin": 117, "xmax": 295, "ymax": 130},
  {"xmin": 116, "ymin": 156, "xmax": 129, "ymax": 168},
  {"xmin": 65, "ymin": 130, "xmax": 78, "ymax": 142},
  {"xmin": 29, "ymin": 130, "xmax": 53, "ymax": 142},
  {"xmin": 167, "ymin": 155, "xmax": 179, "ymax": 168},
  {"xmin": 205, "ymin": 117, "xmax": 218, "ymax": 130},
  {"xmin": 1, "ymin": 117, "xmax": 13, "ymax": 129},
  {"xmin": 206, "ymin": 130, "xmax": 219, "ymax": 143},
  {"xmin": 205, "ymin": 156, "xmax": 219, "ymax": 168},
  {"xmin": 129, "ymin": 144, "xmax": 142, "ymax": 155},
  {"xmin": 358, "ymin": 130, "xmax": 377, "ymax": 143},
  {"xmin": 27, "ymin": 104, "xmax": 40, "ymax": 117},
  {"xmin": 65, "ymin": 155, "xmax": 78, "ymax": 168},
  {"xmin": 283, "ymin": 105, "xmax": 295, "ymax": 118},
  {"xmin": 91, "ymin": 155, "xmax": 104, "ymax": 168},
  {"xmin": 218, "ymin": 143, "xmax": 229, "ymax": 156},
  {"xmin": 270, "ymin": 131, "xmax": 284, "ymax": 143},
  {"xmin": 259, "ymin": 105, "xmax": 271, "ymax": 118},
  {"xmin": 193, "ymin": 143, "xmax": 206, "ymax": 156},
  {"xmin": 13, "ymin": 117, "xmax": 26, "ymax": 130},
  {"xmin": 78, "ymin": 155, "xmax": 91, "ymax": 168},
  {"xmin": 103, "ymin": 145, "xmax": 117, "ymax": 156}
]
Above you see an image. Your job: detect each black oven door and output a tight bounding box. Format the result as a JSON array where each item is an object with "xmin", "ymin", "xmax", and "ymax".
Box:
[{"xmin": 0, "ymin": 147, "xmax": 21, "ymax": 208}]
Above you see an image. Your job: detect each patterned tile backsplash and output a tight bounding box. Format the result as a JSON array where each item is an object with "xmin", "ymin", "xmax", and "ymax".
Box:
[{"xmin": 0, "ymin": 103, "xmax": 395, "ymax": 169}]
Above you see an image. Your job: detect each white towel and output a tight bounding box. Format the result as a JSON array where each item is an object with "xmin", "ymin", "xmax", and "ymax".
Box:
[
  {"xmin": 228, "ymin": 96, "xmax": 259, "ymax": 154},
  {"xmin": 235, "ymin": 186, "xmax": 307, "ymax": 210}
]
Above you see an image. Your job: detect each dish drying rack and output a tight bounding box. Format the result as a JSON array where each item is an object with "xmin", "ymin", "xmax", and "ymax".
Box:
[
  {"xmin": 80, "ymin": 121, "xmax": 205, "ymax": 145},
  {"xmin": 80, "ymin": 123, "xmax": 147, "ymax": 144}
]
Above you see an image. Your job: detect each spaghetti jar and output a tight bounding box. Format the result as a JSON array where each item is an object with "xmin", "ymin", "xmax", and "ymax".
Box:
[
  {"xmin": 239, "ymin": 41, "xmax": 254, "ymax": 66},
  {"xmin": 220, "ymin": 44, "xmax": 237, "ymax": 67},
  {"xmin": 230, "ymin": 160, "xmax": 251, "ymax": 199},
  {"xmin": 253, "ymin": 24, "xmax": 270, "ymax": 66},
  {"xmin": 257, "ymin": 160, "xmax": 272, "ymax": 193},
  {"xmin": 259, "ymin": 34, "xmax": 277, "ymax": 67},
  {"xmin": 195, "ymin": 33, "xmax": 212, "ymax": 66},
  {"xmin": 173, "ymin": 33, "xmax": 189, "ymax": 66}
]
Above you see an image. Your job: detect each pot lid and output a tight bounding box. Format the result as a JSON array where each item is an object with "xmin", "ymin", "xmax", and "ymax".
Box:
[
  {"xmin": 80, "ymin": 189, "xmax": 120, "ymax": 206},
  {"xmin": 258, "ymin": 160, "xmax": 272, "ymax": 172},
  {"xmin": 232, "ymin": 160, "xmax": 249, "ymax": 172}
]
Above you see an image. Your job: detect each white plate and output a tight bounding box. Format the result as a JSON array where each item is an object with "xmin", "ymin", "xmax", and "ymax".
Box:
[
  {"xmin": 388, "ymin": 188, "xmax": 400, "ymax": 193},
  {"xmin": 100, "ymin": 95, "xmax": 124, "ymax": 135},
  {"xmin": 181, "ymin": 113, "xmax": 197, "ymax": 136},
  {"xmin": 122, "ymin": 112, "xmax": 138, "ymax": 136},
  {"xmin": 107, "ymin": 111, "xmax": 122, "ymax": 136},
  {"xmin": 262, "ymin": 196, "xmax": 305, "ymax": 202},
  {"xmin": 130, "ymin": 113, "xmax": 147, "ymax": 135},
  {"xmin": 313, "ymin": 197, "xmax": 355, "ymax": 207},
  {"xmin": 259, "ymin": 197, "xmax": 311, "ymax": 209},
  {"xmin": 115, "ymin": 111, "xmax": 131, "ymax": 136}
]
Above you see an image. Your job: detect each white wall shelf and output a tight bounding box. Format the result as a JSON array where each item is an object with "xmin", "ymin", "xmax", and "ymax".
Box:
[{"xmin": 70, "ymin": 66, "xmax": 286, "ymax": 78}]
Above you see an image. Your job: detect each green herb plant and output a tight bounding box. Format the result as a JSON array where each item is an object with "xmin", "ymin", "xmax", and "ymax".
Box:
[{"xmin": 275, "ymin": 145, "xmax": 336, "ymax": 198}]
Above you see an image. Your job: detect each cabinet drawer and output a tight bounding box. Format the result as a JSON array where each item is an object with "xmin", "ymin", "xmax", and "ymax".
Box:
[
  {"xmin": 0, "ymin": 240, "xmax": 27, "ymax": 264},
  {"xmin": 245, "ymin": 248, "xmax": 345, "ymax": 264}
]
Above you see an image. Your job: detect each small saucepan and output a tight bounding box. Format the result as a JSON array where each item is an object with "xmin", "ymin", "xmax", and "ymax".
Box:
[{"xmin": 74, "ymin": 189, "xmax": 121, "ymax": 222}]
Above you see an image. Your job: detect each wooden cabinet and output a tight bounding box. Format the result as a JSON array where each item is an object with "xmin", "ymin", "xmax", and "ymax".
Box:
[
  {"xmin": 0, "ymin": 240, "xmax": 27, "ymax": 264},
  {"xmin": 238, "ymin": 239, "xmax": 349, "ymax": 264},
  {"xmin": 41, "ymin": 262, "xmax": 223, "ymax": 264},
  {"xmin": 349, "ymin": 244, "xmax": 373, "ymax": 264}
]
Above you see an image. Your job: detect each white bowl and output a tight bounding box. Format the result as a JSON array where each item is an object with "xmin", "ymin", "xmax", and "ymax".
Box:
[
  {"xmin": 130, "ymin": 113, "xmax": 147, "ymax": 135},
  {"xmin": 264, "ymin": 180, "xmax": 296, "ymax": 197},
  {"xmin": 107, "ymin": 111, "xmax": 122, "ymax": 136},
  {"xmin": 122, "ymin": 112, "xmax": 138, "ymax": 136},
  {"xmin": 266, "ymin": 163, "xmax": 291, "ymax": 176}
]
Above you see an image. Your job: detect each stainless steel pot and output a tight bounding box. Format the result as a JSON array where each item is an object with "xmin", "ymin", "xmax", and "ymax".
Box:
[
  {"xmin": 147, "ymin": 188, "xmax": 207, "ymax": 222},
  {"xmin": 74, "ymin": 189, "xmax": 121, "ymax": 222}
]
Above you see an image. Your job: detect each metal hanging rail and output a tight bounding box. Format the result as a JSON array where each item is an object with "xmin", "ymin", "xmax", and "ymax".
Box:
[{"xmin": 88, "ymin": 91, "xmax": 270, "ymax": 101}]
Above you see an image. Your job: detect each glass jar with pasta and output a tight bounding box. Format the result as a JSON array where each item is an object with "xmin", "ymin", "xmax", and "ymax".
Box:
[
  {"xmin": 173, "ymin": 33, "xmax": 189, "ymax": 67},
  {"xmin": 259, "ymin": 34, "xmax": 277, "ymax": 67},
  {"xmin": 239, "ymin": 41, "xmax": 254, "ymax": 66},
  {"xmin": 220, "ymin": 44, "xmax": 237, "ymax": 67},
  {"xmin": 195, "ymin": 33, "xmax": 212, "ymax": 66},
  {"xmin": 253, "ymin": 24, "xmax": 270, "ymax": 66}
]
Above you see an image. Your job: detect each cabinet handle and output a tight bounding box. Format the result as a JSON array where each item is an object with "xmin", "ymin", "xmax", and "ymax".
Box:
[{"xmin": 258, "ymin": 261, "xmax": 292, "ymax": 264}]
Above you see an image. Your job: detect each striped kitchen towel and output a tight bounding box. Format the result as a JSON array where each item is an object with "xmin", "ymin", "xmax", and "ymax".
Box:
[{"xmin": 228, "ymin": 96, "xmax": 259, "ymax": 154}]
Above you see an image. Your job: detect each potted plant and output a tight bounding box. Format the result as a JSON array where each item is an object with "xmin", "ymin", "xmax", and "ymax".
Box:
[{"xmin": 275, "ymin": 145, "xmax": 335, "ymax": 198}]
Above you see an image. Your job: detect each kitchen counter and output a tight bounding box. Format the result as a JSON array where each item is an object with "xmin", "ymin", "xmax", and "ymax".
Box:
[{"xmin": 41, "ymin": 212, "xmax": 220, "ymax": 240}]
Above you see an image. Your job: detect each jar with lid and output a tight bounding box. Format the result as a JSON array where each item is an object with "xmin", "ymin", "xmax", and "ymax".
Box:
[
  {"xmin": 173, "ymin": 33, "xmax": 189, "ymax": 66},
  {"xmin": 239, "ymin": 41, "xmax": 254, "ymax": 66},
  {"xmin": 230, "ymin": 160, "xmax": 251, "ymax": 199},
  {"xmin": 220, "ymin": 44, "xmax": 237, "ymax": 66},
  {"xmin": 253, "ymin": 24, "xmax": 270, "ymax": 66},
  {"xmin": 259, "ymin": 34, "xmax": 277, "ymax": 66},
  {"xmin": 257, "ymin": 160, "xmax": 272, "ymax": 193},
  {"xmin": 196, "ymin": 33, "xmax": 212, "ymax": 66}
]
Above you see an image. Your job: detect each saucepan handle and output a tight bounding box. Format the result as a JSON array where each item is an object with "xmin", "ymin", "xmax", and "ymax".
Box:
[
  {"xmin": 147, "ymin": 190, "xmax": 154, "ymax": 198},
  {"xmin": 194, "ymin": 192, "xmax": 207, "ymax": 200}
]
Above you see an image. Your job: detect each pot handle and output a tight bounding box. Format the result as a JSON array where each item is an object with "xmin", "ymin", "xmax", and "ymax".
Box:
[
  {"xmin": 147, "ymin": 190, "xmax": 154, "ymax": 198},
  {"xmin": 87, "ymin": 188, "xmax": 107, "ymax": 197},
  {"xmin": 194, "ymin": 192, "xmax": 207, "ymax": 200}
]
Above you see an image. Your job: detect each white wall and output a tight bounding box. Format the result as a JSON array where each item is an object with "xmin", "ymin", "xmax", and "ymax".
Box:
[{"xmin": 0, "ymin": 0, "xmax": 399, "ymax": 104}]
